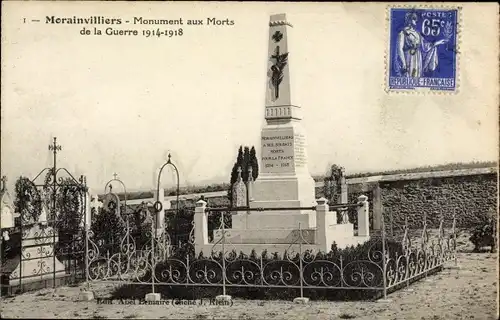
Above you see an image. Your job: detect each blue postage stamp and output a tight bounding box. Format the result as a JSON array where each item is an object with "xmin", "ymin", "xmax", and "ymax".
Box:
[{"xmin": 388, "ymin": 7, "xmax": 459, "ymax": 92}]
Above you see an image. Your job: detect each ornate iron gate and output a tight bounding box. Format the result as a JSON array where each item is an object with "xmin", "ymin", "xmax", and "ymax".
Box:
[{"xmin": 1, "ymin": 137, "xmax": 88, "ymax": 295}]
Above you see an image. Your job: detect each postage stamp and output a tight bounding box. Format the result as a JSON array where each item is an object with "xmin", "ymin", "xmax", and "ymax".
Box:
[{"xmin": 387, "ymin": 7, "xmax": 459, "ymax": 92}]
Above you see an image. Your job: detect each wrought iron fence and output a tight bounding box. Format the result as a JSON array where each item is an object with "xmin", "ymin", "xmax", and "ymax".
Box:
[
  {"xmin": 1, "ymin": 138, "xmax": 88, "ymax": 296},
  {"xmin": 84, "ymin": 204, "xmax": 457, "ymax": 301}
]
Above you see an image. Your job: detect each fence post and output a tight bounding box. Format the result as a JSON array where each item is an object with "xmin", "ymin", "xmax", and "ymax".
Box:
[
  {"xmin": 377, "ymin": 210, "xmax": 391, "ymax": 302},
  {"xmin": 153, "ymin": 187, "xmax": 166, "ymax": 237},
  {"xmin": 382, "ymin": 213, "xmax": 387, "ymax": 299},
  {"xmin": 85, "ymin": 193, "xmax": 92, "ymax": 288},
  {"xmin": 357, "ymin": 195, "xmax": 370, "ymax": 237},
  {"xmin": 215, "ymin": 210, "xmax": 232, "ymax": 303},
  {"xmin": 373, "ymin": 184, "xmax": 382, "ymax": 230},
  {"xmin": 78, "ymin": 190, "xmax": 94, "ymax": 301},
  {"xmin": 452, "ymin": 209, "xmax": 457, "ymax": 266},
  {"xmin": 299, "ymin": 228, "xmax": 304, "ymax": 298},
  {"xmin": 19, "ymin": 222, "xmax": 23, "ymax": 294},
  {"xmin": 84, "ymin": 222, "xmax": 89, "ymax": 286},
  {"xmin": 293, "ymin": 223, "xmax": 309, "ymax": 304},
  {"xmin": 194, "ymin": 200, "xmax": 209, "ymax": 251},
  {"xmin": 126, "ymin": 219, "xmax": 130, "ymax": 270},
  {"xmin": 221, "ymin": 214, "xmax": 226, "ymax": 296},
  {"xmin": 152, "ymin": 219, "xmax": 155, "ymax": 293},
  {"xmin": 404, "ymin": 215, "xmax": 411, "ymax": 291},
  {"xmin": 52, "ymin": 228, "xmax": 56, "ymax": 289},
  {"xmin": 145, "ymin": 213, "xmax": 161, "ymax": 302},
  {"xmin": 315, "ymin": 197, "xmax": 329, "ymax": 252},
  {"xmin": 422, "ymin": 211, "xmax": 430, "ymax": 280}
]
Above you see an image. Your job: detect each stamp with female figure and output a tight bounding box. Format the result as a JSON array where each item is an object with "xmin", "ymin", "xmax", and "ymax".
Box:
[{"xmin": 387, "ymin": 7, "xmax": 459, "ymax": 92}]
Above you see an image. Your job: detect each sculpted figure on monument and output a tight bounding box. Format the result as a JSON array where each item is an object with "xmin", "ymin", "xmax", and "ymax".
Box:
[{"xmin": 269, "ymin": 46, "xmax": 289, "ymax": 100}]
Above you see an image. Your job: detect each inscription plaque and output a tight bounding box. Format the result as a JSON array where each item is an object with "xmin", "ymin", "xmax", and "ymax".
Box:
[{"xmin": 261, "ymin": 133, "xmax": 295, "ymax": 174}]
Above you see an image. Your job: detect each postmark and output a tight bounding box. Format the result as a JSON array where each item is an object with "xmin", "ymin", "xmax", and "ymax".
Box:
[{"xmin": 387, "ymin": 7, "xmax": 460, "ymax": 93}]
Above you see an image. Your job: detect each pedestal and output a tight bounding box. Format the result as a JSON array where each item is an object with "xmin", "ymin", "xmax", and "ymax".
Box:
[
  {"xmin": 293, "ymin": 297, "xmax": 309, "ymax": 304},
  {"xmin": 145, "ymin": 293, "xmax": 161, "ymax": 302},
  {"xmin": 79, "ymin": 291, "xmax": 95, "ymax": 301},
  {"xmin": 245, "ymin": 120, "xmax": 316, "ymax": 230},
  {"xmin": 215, "ymin": 295, "xmax": 232, "ymax": 302}
]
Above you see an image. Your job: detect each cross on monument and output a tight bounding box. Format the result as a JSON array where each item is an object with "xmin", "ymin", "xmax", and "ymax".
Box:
[
  {"xmin": 113, "ymin": 173, "xmax": 118, "ymax": 180},
  {"xmin": 237, "ymin": 166, "xmax": 242, "ymax": 181}
]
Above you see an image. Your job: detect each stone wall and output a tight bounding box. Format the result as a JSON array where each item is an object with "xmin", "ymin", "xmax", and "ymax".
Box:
[
  {"xmin": 379, "ymin": 172, "xmax": 497, "ymax": 229},
  {"xmin": 137, "ymin": 168, "xmax": 496, "ymax": 232},
  {"xmin": 319, "ymin": 168, "xmax": 497, "ymax": 231}
]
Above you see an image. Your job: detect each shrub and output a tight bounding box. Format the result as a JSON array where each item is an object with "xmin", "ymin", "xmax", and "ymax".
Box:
[
  {"xmin": 90, "ymin": 207, "xmax": 126, "ymax": 255},
  {"xmin": 128, "ymin": 238, "xmax": 408, "ymax": 301}
]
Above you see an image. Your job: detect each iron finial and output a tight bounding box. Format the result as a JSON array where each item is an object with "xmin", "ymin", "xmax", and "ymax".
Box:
[{"xmin": 48, "ymin": 137, "xmax": 62, "ymax": 151}]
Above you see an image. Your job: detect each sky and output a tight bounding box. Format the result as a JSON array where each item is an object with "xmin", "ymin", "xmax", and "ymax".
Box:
[{"xmin": 1, "ymin": 2, "xmax": 498, "ymax": 193}]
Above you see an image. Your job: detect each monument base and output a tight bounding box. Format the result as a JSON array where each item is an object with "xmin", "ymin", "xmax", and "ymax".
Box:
[
  {"xmin": 250, "ymin": 174, "xmax": 316, "ymax": 209},
  {"xmin": 201, "ymin": 223, "xmax": 370, "ymax": 256},
  {"xmin": 232, "ymin": 211, "xmax": 316, "ymax": 230},
  {"xmin": 213, "ymin": 227, "xmax": 316, "ymax": 244},
  {"xmin": 239, "ymin": 173, "xmax": 317, "ymax": 229}
]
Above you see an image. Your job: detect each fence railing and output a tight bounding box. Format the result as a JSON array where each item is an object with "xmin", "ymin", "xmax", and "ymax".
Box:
[
  {"xmin": 1, "ymin": 191, "xmax": 458, "ymax": 301},
  {"xmin": 82, "ymin": 197, "xmax": 457, "ymax": 301}
]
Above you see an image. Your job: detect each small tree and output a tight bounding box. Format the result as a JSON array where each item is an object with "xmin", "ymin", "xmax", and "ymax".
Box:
[
  {"xmin": 90, "ymin": 207, "xmax": 126, "ymax": 255},
  {"xmin": 242, "ymin": 147, "xmax": 250, "ymax": 182},
  {"xmin": 249, "ymin": 146, "xmax": 259, "ymax": 180},
  {"xmin": 229, "ymin": 146, "xmax": 244, "ymax": 187},
  {"xmin": 228, "ymin": 145, "xmax": 259, "ymax": 205}
]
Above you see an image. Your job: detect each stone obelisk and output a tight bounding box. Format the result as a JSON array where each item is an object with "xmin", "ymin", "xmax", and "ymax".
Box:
[{"xmin": 233, "ymin": 13, "xmax": 316, "ymax": 230}]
